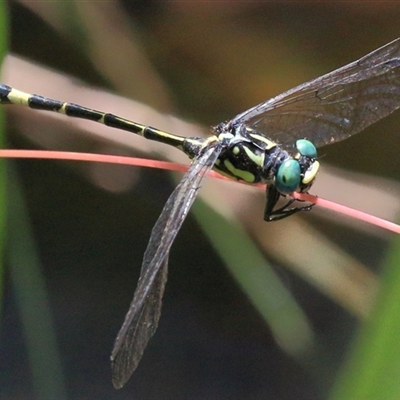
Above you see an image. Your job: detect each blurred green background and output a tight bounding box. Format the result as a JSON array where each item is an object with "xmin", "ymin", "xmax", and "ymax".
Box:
[{"xmin": 1, "ymin": 2, "xmax": 400, "ymax": 399}]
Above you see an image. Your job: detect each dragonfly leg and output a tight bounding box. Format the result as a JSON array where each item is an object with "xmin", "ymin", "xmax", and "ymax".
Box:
[{"xmin": 264, "ymin": 185, "xmax": 315, "ymax": 222}]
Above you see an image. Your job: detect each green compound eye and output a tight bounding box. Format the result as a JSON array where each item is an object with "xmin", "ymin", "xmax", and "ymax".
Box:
[
  {"xmin": 275, "ymin": 159, "xmax": 301, "ymax": 194},
  {"xmin": 296, "ymin": 139, "xmax": 317, "ymax": 158}
]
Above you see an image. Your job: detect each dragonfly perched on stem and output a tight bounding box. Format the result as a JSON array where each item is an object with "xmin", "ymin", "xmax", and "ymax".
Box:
[{"xmin": 1, "ymin": 37, "xmax": 400, "ymax": 388}]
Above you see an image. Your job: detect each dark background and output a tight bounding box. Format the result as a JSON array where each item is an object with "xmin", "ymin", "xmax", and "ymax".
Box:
[{"xmin": 1, "ymin": 2, "xmax": 400, "ymax": 399}]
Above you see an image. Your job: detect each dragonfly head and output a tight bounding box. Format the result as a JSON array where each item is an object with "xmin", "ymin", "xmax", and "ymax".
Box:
[{"xmin": 274, "ymin": 139, "xmax": 319, "ymax": 195}]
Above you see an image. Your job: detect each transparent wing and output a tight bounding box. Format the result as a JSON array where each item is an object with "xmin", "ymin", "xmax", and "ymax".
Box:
[
  {"xmin": 232, "ymin": 37, "xmax": 400, "ymax": 150},
  {"xmin": 110, "ymin": 141, "xmax": 222, "ymax": 389}
]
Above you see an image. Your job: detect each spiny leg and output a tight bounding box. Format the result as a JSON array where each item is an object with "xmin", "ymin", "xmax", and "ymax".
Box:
[{"xmin": 264, "ymin": 185, "xmax": 314, "ymax": 222}]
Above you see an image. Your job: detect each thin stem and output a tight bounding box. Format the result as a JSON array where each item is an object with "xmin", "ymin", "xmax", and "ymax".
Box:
[{"xmin": 1, "ymin": 149, "xmax": 398, "ymax": 235}]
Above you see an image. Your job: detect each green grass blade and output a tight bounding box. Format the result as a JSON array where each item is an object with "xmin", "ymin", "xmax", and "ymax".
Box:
[
  {"xmin": 0, "ymin": 6, "xmax": 65, "ymax": 394},
  {"xmin": 7, "ymin": 163, "xmax": 67, "ymax": 399},
  {"xmin": 329, "ymin": 235, "xmax": 400, "ymax": 400},
  {"xmin": 0, "ymin": 0, "xmax": 8, "ymax": 325}
]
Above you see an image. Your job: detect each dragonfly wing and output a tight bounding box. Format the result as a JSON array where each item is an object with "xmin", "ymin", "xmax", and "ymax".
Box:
[
  {"xmin": 110, "ymin": 140, "xmax": 222, "ymax": 389},
  {"xmin": 232, "ymin": 37, "xmax": 400, "ymax": 150},
  {"xmin": 111, "ymin": 254, "xmax": 169, "ymax": 389}
]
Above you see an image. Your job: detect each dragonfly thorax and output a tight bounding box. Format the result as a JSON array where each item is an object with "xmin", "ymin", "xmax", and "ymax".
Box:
[{"xmin": 213, "ymin": 122, "xmax": 319, "ymax": 195}]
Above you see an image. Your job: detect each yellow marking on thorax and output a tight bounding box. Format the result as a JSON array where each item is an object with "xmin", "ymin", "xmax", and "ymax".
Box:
[
  {"xmin": 223, "ymin": 159, "xmax": 255, "ymax": 183},
  {"xmin": 248, "ymin": 133, "xmax": 276, "ymax": 150},
  {"xmin": 242, "ymin": 146, "xmax": 265, "ymax": 168},
  {"xmin": 213, "ymin": 165, "xmax": 239, "ymax": 181},
  {"xmin": 232, "ymin": 146, "xmax": 240, "ymax": 155}
]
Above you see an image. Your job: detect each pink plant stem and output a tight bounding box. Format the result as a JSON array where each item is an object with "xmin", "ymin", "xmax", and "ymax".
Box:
[{"xmin": 0, "ymin": 149, "xmax": 398, "ymax": 235}]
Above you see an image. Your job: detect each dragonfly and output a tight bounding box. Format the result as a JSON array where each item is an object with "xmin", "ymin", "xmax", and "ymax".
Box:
[{"xmin": 1, "ymin": 37, "xmax": 400, "ymax": 389}]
